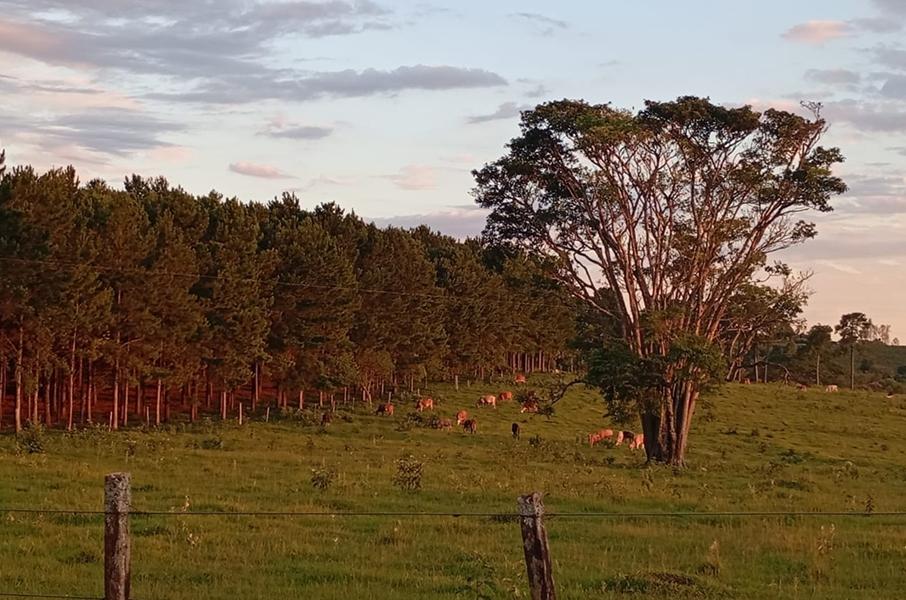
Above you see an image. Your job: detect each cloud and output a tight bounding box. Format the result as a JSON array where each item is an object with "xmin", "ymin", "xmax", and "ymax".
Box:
[
  {"xmin": 873, "ymin": 0, "xmax": 906, "ymax": 17},
  {"xmin": 823, "ymin": 100, "xmax": 906, "ymax": 132},
  {"xmin": 0, "ymin": 108, "xmax": 185, "ymax": 159},
  {"xmin": 782, "ymin": 20, "xmax": 851, "ymax": 44},
  {"xmin": 815, "ymin": 259, "xmax": 863, "ymax": 275},
  {"xmin": 804, "ymin": 68, "xmax": 861, "ymax": 87},
  {"xmin": 467, "ymin": 102, "xmax": 531, "ymax": 124},
  {"xmin": 850, "ymin": 17, "xmax": 903, "ymax": 33},
  {"xmin": 511, "ymin": 12, "xmax": 569, "ymax": 34},
  {"xmin": 148, "ymin": 65, "xmax": 508, "ymax": 104},
  {"xmin": 260, "ymin": 116, "xmax": 334, "ymax": 140},
  {"xmin": 387, "ymin": 165, "xmax": 437, "ymax": 190},
  {"xmin": 229, "ymin": 161, "xmax": 293, "ymax": 179},
  {"xmin": 369, "ymin": 206, "xmax": 489, "ymax": 239},
  {"xmin": 0, "ymin": 3, "xmax": 506, "ymax": 107},
  {"xmin": 524, "ymin": 84, "xmax": 549, "ymax": 99}
]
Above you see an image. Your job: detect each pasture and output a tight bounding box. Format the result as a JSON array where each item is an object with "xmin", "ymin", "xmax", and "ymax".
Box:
[{"xmin": 2, "ymin": 381, "xmax": 906, "ymax": 599}]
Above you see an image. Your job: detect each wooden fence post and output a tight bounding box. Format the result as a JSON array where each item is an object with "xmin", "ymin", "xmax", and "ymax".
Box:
[
  {"xmin": 518, "ymin": 492, "xmax": 556, "ymax": 600},
  {"xmin": 105, "ymin": 472, "xmax": 131, "ymax": 600}
]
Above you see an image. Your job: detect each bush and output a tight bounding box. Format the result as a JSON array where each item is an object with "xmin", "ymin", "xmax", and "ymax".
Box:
[
  {"xmin": 16, "ymin": 422, "xmax": 46, "ymax": 454},
  {"xmin": 310, "ymin": 466, "xmax": 337, "ymax": 491},
  {"xmin": 392, "ymin": 455, "xmax": 423, "ymax": 491}
]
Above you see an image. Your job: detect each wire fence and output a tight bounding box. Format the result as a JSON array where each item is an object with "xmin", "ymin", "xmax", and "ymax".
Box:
[{"xmin": 4, "ymin": 483, "xmax": 906, "ymax": 600}]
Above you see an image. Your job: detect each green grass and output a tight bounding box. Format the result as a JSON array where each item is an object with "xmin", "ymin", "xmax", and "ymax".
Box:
[{"xmin": 3, "ymin": 381, "xmax": 906, "ymax": 599}]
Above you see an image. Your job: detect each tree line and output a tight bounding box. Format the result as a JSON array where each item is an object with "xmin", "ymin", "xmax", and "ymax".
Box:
[{"xmin": 0, "ymin": 156, "xmax": 576, "ymax": 432}]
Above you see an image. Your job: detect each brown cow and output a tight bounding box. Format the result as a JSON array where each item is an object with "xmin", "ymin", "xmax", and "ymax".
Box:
[
  {"xmin": 588, "ymin": 428, "xmax": 614, "ymax": 447},
  {"xmin": 514, "ymin": 373, "xmax": 527, "ymax": 385},
  {"xmin": 796, "ymin": 383, "xmax": 808, "ymax": 391},
  {"xmin": 375, "ymin": 403, "xmax": 394, "ymax": 416},
  {"xmin": 320, "ymin": 412, "xmax": 333, "ymax": 427},
  {"xmin": 461, "ymin": 419, "xmax": 477, "ymax": 434},
  {"xmin": 614, "ymin": 430, "xmax": 636, "ymax": 446},
  {"xmin": 512, "ymin": 422, "xmax": 521, "ymax": 439},
  {"xmin": 498, "ymin": 391, "xmax": 514, "ymax": 402},
  {"xmin": 435, "ymin": 418, "xmax": 453, "ymax": 430},
  {"xmin": 629, "ymin": 433, "xmax": 645, "ymax": 451},
  {"xmin": 416, "ymin": 397, "xmax": 434, "ymax": 412},
  {"xmin": 477, "ymin": 394, "xmax": 497, "ymax": 408},
  {"xmin": 520, "ymin": 400, "xmax": 539, "ymax": 414},
  {"xmin": 456, "ymin": 410, "xmax": 469, "ymax": 425}
]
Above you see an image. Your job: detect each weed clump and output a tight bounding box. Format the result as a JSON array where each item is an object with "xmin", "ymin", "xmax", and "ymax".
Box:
[
  {"xmin": 392, "ymin": 455, "xmax": 423, "ymax": 491},
  {"xmin": 16, "ymin": 422, "xmax": 46, "ymax": 454},
  {"xmin": 310, "ymin": 466, "xmax": 337, "ymax": 491}
]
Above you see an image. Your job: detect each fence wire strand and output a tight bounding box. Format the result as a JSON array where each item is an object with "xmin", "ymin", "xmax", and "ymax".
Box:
[{"xmin": 1, "ymin": 507, "xmax": 902, "ymax": 518}]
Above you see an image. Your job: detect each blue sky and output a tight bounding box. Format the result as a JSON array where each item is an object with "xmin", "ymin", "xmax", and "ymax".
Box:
[{"xmin": 1, "ymin": 0, "xmax": 905, "ymax": 338}]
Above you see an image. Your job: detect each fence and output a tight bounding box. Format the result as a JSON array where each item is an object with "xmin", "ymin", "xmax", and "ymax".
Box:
[{"xmin": 4, "ymin": 473, "xmax": 906, "ymax": 600}]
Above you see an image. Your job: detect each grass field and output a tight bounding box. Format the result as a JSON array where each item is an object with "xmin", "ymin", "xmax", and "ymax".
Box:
[{"xmin": 3, "ymin": 380, "xmax": 906, "ymax": 599}]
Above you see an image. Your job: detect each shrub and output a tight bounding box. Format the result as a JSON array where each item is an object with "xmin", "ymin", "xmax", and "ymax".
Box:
[
  {"xmin": 310, "ymin": 466, "xmax": 337, "ymax": 491},
  {"xmin": 16, "ymin": 422, "xmax": 46, "ymax": 454},
  {"xmin": 393, "ymin": 455, "xmax": 423, "ymax": 491}
]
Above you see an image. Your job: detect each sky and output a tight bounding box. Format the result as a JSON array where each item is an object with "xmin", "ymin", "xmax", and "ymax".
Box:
[{"xmin": 0, "ymin": 0, "xmax": 904, "ymax": 339}]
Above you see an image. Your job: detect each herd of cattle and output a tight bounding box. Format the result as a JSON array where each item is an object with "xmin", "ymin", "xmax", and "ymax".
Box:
[{"xmin": 369, "ymin": 373, "xmax": 643, "ymax": 452}]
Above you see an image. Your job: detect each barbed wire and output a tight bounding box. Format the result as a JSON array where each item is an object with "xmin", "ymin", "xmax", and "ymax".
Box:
[
  {"xmin": 0, "ymin": 593, "xmax": 102, "ymax": 600},
  {"xmin": 1, "ymin": 507, "xmax": 899, "ymax": 518}
]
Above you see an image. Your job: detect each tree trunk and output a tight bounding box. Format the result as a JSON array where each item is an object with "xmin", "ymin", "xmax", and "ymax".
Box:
[
  {"xmin": 155, "ymin": 379, "xmax": 162, "ymax": 426},
  {"xmin": 850, "ymin": 346, "xmax": 855, "ymax": 390},
  {"xmin": 14, "ymin": 326, "xmax": 24, "ymax": 433},
  {"xmin": 642, "ymin": 382, "xmax": 697, "ymax": 466},
  {"xmin": 816, "ymin": 353, "xmax": 821, "ymax": 387},
  {"xmin": 67, "ymin": 335, "xmax": 76, "ymax": 431}
]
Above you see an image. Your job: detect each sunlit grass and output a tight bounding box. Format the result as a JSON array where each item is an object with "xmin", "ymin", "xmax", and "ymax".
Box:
[{"xmin": 2, "ymin": 381, "xmax": 906, "ymax": 598}]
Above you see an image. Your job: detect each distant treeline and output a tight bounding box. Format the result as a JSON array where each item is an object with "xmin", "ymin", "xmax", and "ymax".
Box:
[{"xmin": 0, "ymin": 164, "xmax": 577, "ymax": 431}]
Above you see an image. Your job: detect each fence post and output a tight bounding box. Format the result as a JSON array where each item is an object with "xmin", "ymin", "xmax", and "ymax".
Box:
[
  {"xmin": 518, "ymin": 492, "xmax": 556, "ymax": 600},
  {"xmin": 105, "ymin": 472, "xmax": 132, "ymax": 600}
]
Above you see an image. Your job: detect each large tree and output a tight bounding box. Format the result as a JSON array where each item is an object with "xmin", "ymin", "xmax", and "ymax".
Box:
[
  {"xmin": 835, "ymin": 312, "xmax": 872, "ymax": 390},
  {"xmin": 473, "ymin": 97, "xmax": 846, "ymax": 465}
]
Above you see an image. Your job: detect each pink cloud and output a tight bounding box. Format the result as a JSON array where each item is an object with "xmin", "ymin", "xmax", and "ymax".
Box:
[
  {"xmin": 228, "ymin": 161, "xmax": 293, "ymax": 179},
  {"xmin": 387, "ymin": 165, "xmax": 437, "ymax": 190},
  {"xmin": 0, "ymin": 19, "xmax": 67, "ymax": 62},
  {"xmin": 782, "ymin": 20, "xmax": 851, "ymax": 44},
  {"xmin": 149, "ymin": 146, "xmax": 193, "ymax": 162}
]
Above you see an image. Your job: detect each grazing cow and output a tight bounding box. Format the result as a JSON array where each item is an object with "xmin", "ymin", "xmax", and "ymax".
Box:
[
  {"xmin": 588, "ymin": 428, "xmax": 614, "ymax": 447},
  {"xmin": 375, "ymin": 403, "xmax": 395, "ymax": 416},
  {"xmin": 416, "ymin": 397, "xmax": 434, "ymax": 412},
  {"xmin": 615, "ymin": 431, "xmax": 636, "ymax": 446},
  {"xmin": 520, "ymin": 400, "xmax": 539, "ymax": 414},
  {"xmin": 743, "ymin": 378, "xmax": 752, "ymax": 385},
  {"xmin": 477, "ymin": 394, "xmax": 497, "ymax": 408},
  {"xmin": 435, "ymin": 418, "xmax": 453, "ymax": 430},
  {"xmin": 321, "ymin": 412, "xmax": 333, "ymax": 427},
  {"xmin": 456, "ymin": 410, "xmax": 469, "ymax": 425},
  {"xmin": 886, "ymin": 392, "xmax": 895, "ymax": 399},
  {"xmin": 512, "ymin": 422, "xmax": 521, "ymax": 439},
  {"xmin": 629, "ymin": 433, "xmax": 645, "ymax": 451},
  {"xmin": 462, "ymin": 419, "xmax": 477, "ymax": 434},
  {"xmin": 498, "ymin": 391, "xmax": 514, "ymax": 402},
  {"xmin": 796, "ymin": 383, "xmax": 808, "ymax": 391},
  {"xmin": 825, "ymin": 384, "xmax": 839, "ymax": 393},
  {"xmin": 514, "ymin": 373, "xmax": 527, "ymax": 385}
]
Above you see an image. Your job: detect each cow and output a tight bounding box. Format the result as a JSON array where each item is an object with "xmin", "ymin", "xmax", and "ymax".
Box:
[
  {"xmin": 477, "ymin": 394, "xmax": 497, "ymax": 408},
  {"xmin": 435, "ymin": 418, "xmax": 453, "ymax": 430},
  {"xmin": 588, "ymin": 428, "xmax": 614, "ymax": 447},
  {"xmin": 375, "ymin": 402, "xmax": 395, "ymax": 416},
  {"xmin": 416, "ymin": 397, "xmax": 434, "ymax": 412},
  {"xmin": 743, "ymin": 378, "xmax": 752, "ymax": 385},
  {"xmin": 498, "ymin": 391, "xmax": 514, "ymax": 403},
  {"xmin": 520, "ymin": 399, "xmax": 539, "ymax": 414},
  {"xmin": 629, "ymin": 433, "xmax": 645, "ymax": 451},
  {"xmin": 825, "ymin": 384, "xmax": 839, "ymax": 393},
  {"xmin": 461, "ymin": 419, "xmax": 477, "ymax": 434},
  {"xmin": 615, "ymin": 431, "xmax": 636, "ymax": 446},
  {"xmin": 456, "ymin": 410, "xmax": 469, "ymax": 425},
  {"xmin": 796, "ymin": 383, "xmax": 808, "ymax": 391},
  {"xmin": 886, "ymin": 392, "xmax": 895, "ymax": 399},
  {"xmin": 512, "ymin": 422, "xmax": 521, "ymax": 439},
  {"xmin": 514, "ymin": 373, "xmax": 527, "ymax": 385},
  {"xmin": 320, "ymin": 412, "xmax": 333, "ymax": 427}
]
